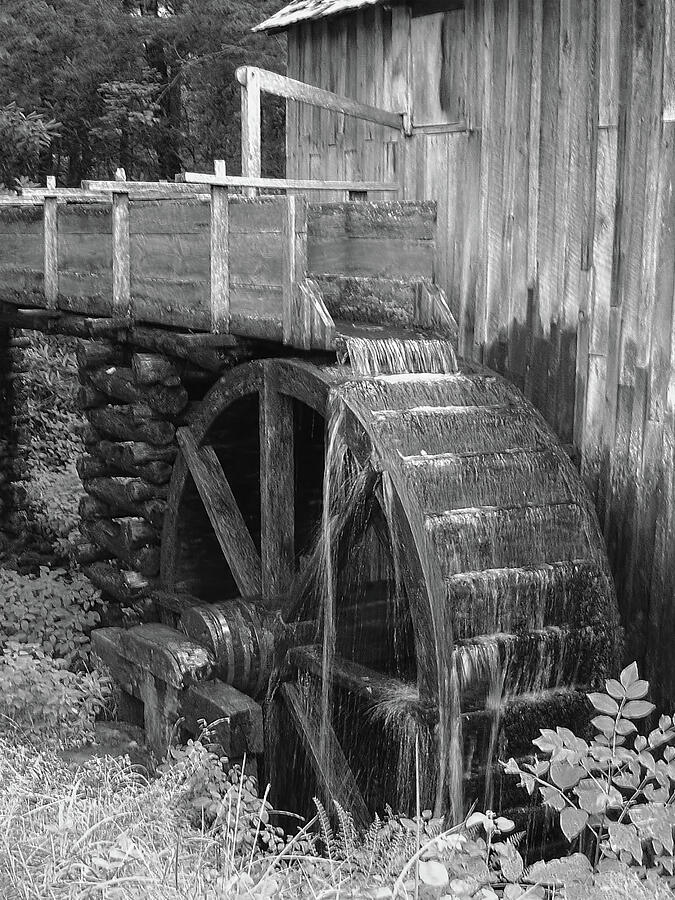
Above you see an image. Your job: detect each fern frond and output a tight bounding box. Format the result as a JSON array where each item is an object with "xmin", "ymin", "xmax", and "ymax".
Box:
[
  {"xmin": 507, "ymin": 830, "xmax": 526, "ymax": 849},
  {"xmin": 313, "ymin": 796, "xmax": 336, "ymax": 863},
  {"xmin": 333, "ymin": 799, "xmax": 357, "ymax": 861}
]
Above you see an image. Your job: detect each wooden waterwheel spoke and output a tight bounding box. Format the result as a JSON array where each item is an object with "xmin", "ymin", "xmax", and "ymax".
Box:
[
  {"xmin": 176, "ymin": 426, "xmax": 262, "ymax": 596},
  {"xmin": 280, "ymin": 682, "xmax": 370, "ymax": 828},
  {"xmin": 259, "ymin": 374, "xmax": 295, "ymax": 598}
]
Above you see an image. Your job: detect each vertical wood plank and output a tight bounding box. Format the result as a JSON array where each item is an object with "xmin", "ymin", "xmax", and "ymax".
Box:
[
  {"xmin": 43, "ymin": 175, "xmax": 58, "ymax": 308},
  {"xmin": 282, "ymin": 194, "xmax": 297, "ymax": 345},
  {"xmin": 112, "ymin": 171, "xmax": 130, "ymax": 318},
  {"xmin": 527, "ymin": 0, "xmax": 543, "ymax": 289},
  {"xmin": 210, "ymin": 159, "xmax": 229, "ymax": 333},
  {"xmin": 598, "ymin": 0, "xmax": 621, "ymax": 126},
  {"xmin": 259, "ymin": 370, "xmax": 295, "ymax": 598},
  {"xmin": 286, "ymin": 27, "xmax": 300, "ymax": 179},
  {"xmin": 474, "ymin": 0, "xmax": 494, "ymax": 357},
  {"xmin": 241, "ymin": 67, "xmax": 261, "ymax": 196},
  {"xmin": 665, "ymin": 0, "xmax": 675, "ymax": 120}
]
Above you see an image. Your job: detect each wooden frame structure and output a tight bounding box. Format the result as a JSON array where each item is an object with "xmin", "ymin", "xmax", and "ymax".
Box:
[
  {"xmin": 235, "ymin": 65, "xmax": 412, "ymax": 187},
  {"xmin": 2, "ymin": 167, "xmax": 458, "ymax": 352}
]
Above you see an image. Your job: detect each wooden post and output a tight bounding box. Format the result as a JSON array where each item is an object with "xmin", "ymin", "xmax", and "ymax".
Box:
[
  {"xmin": 241, "ymin": 67, "xmax": 261, "ymax": 197},
  {"xmin": 210, "ymin": 159, "xmax": 230, "ymax": 333},
  {"xmin": 282, "ymin": 194, "xmax": 296, "ymax": 345},
  {"xmin": 43, "ymin": 175, "xmax": 58, "ymax": 308},
  {"xmin": 112, "ymin": 168, "xmax": 131, "ymax": 317}
]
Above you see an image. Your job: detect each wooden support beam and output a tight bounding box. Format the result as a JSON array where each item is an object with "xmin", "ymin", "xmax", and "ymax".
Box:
[
  {"xmin": 179, "ymin": 173, "xmax": 400, "ymax": 194},
  {"xmin": 43, "ymin": 176, "xmax": 58, "ymax": 308},
  {"xmin": 177, "ymin": 426, "xmax": 262, "ymax": 597},
  {"xmin": 259, "ymin": 372, "xmax": 294, "ymax": 597},
  {"xmin": 240, "ymin": 67, "xmax": 261, "ymax": 197},
  {"xmin": 210, "ymin": 159, "xmax": 230, "ymax": 333},
  {"xmin": 112, "ymin": 169, "xmax": 130, "ymax": 317},
  {"xmin": 236, "ymin": 65, "xmax": 408, "ymax": 134}
]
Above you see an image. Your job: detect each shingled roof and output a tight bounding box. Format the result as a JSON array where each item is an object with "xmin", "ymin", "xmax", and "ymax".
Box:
[{"xmin": 253, "ymin": 0, "xmax": 385, "ymax": 32}]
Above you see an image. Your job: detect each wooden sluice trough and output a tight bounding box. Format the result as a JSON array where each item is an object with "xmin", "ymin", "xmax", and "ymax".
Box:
[{"xmin": 0, "ymin": 174, "xmax": 621, "ymax": 825}]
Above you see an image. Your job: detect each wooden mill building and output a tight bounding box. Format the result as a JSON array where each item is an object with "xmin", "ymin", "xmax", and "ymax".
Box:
[{"xmin": 252, "ymin": 0, "xmax": 675, "ymax": 704}]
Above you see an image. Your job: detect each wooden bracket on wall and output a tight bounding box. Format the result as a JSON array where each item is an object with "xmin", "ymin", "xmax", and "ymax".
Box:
[{"xmin": 291, "ymin": 278, "xmax": 335, "ymax": 351}]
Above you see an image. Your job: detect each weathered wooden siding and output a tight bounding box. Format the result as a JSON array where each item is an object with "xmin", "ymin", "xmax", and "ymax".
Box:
[{"xmin": 287, "ymin": 0, "xmax": 675, "ymax": 704}]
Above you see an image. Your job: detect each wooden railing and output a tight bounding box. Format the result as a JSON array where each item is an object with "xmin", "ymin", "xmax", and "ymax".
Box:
[{"xmin": 235, "ymin": 66, "xmax": 412, "ymax": 189}]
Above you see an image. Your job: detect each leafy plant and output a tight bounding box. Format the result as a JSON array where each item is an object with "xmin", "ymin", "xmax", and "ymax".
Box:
[
  {"xmin": 0, "ymin": 642, "xmax": 113, "ymax": 747},
  {"xmin": 161, "ymin": 723, "xmax": 286, "ymax": 857},
  {"xmin": 0, "ymin": 101, "xmax": 60, "ymax": 188},
  {"xmin": 504, "ymin": 661, "xmax": 675, "ymax": 880},
  {"xmin": 0, "ymin": 566, "xmax": 102, "ymax": 666}
]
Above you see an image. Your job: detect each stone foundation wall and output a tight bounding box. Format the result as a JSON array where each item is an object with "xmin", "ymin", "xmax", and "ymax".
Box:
[
  {"xmin": 0, "ymin": 329, "xmax": 30, "ymax": 558},
  {"xmin": 75, "ymin": 339, "xmax": 246, "ymax": 620}
]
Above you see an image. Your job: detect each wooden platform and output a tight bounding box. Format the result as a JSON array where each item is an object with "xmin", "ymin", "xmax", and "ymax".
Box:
[{"xmin": 0, "ymin": 179, "xmax": 454, "ymax": 351}]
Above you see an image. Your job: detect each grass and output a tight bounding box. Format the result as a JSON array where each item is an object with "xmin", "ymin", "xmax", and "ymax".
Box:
[
  {"xmin": 0, "ymin": 733, "xmax": 393, "ymax": 900},
  {"xmin": 0, "ymin": 736, "xmax": 226, "ymax": 899}
]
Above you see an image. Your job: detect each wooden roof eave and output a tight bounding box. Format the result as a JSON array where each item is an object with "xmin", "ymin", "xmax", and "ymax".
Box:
[{"xmin": 253, "ymin": 0, "xmax": 405, "ymax": 34}]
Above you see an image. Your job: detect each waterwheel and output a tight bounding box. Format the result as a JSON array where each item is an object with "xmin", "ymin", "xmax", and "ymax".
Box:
[{"xmin": 153, "ymin": 353, "xmax": 620, "ymax": 825}]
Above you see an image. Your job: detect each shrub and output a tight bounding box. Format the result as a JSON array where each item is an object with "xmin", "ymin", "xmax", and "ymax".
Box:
[
  {"xmin": 0, "ymin": 642, "xmax": 113, "ymax": 748},
  {"xmin": 0, "ymin": 566, "xmax": 102, "ymax": 667},
  {"xmin": 505, "ymin": 661, "xmax": 675, "ymax": 892}
]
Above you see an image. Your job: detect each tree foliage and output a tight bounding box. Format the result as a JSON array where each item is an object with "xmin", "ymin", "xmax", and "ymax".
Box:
[{"xmin": 0, "ymin": 0, "xmax": 286, "ymax": 185}]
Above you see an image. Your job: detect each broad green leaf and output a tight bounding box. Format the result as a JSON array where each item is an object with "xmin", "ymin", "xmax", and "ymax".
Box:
[
  {"xmin": 625, "ymin": 679, "xmax": 649, "ymax": 700},
  {"xmin": 622, "ymin": 700, "xmax": 656, "ymax": 719},
  {"xmin": 560, "ymin": 808, "xmax": 589, "ymax": 842},
  {"xmin": 634, "ymin": 735, "xmax": 648, "ymax": 751},
  {"xmin": 620, "ymin": 662, "xmax": 639, "ymax": 688},
  {"xmin": 587, "ymin": 693, "xmax": 618, "ymax": 715},
  {"xmin": 614, "ymin": 718, "xmax": 637, "ymax": 735},
  {"xmin": 638, "ymin": 749, "xmax": 656, "ymax": 772},
  {"xmin": 533, "ymin": 729, "xmax": 563, "ymax": 754},
  {"xmin": 591, "ymin": 715, "xmax": 616, "ymax": 735},
  {"xmin": 540, "ymin": 785, "xmax": 566, "ymax": 811},
  {"xmin": 550, "ymin": 761, "xmax": 584, "ymax": 790},
  {"xmin": 418, "ymin": 859, "xmax": 448, "ymax": 887}
]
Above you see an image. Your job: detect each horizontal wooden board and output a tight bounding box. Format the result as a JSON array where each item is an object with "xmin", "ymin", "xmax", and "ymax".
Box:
[
  {"xmin": 130, "ymin": 234, "xmax": 210, "ymax": 281},
  {"xmin": 0, "ymin": 265, "xmax": 43, "ymax": 301},
  {"xmin": 0, "ymin": 205, "xmax": 43, "ymax": 234},
  {"xmin": 0, "ymin": 233, "xmax": 43, "ymax": 269},
  {"xmin": 57, "ymin": 203, "xmax": 112, "ymax": 234},
  {"xmin": 130, "ymin": 199, "xmax": 210, "ymax": 235},
  {"xmin": 307, "ymin": 201, "xmax": 437, "ymax": 240},
  {"xmin": 132, "ymin": 279, "xmax": 210, "ymax": 330},
  {"xmin": 57, "ymin": 272, "xmax": 113, "ymax": 316},
  {"xmin": 230, "ymin": 231, "xmax": 283, "ymax": 285},
  {"xmin": 308, "ymin": 236, "xmax": 434, "ymax": 278},
  {"xmin": 129, "ymin": 279, "xmax": 283, "ymax": 340},
  {"xmin": 58, "ymin": 233, "xmax": 113, "ymax": 274}
]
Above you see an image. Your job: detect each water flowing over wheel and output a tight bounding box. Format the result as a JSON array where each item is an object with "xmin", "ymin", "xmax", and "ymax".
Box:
[{"xmin": 161, "ymin": 356, "xmax": 620, "ymax": 824}]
